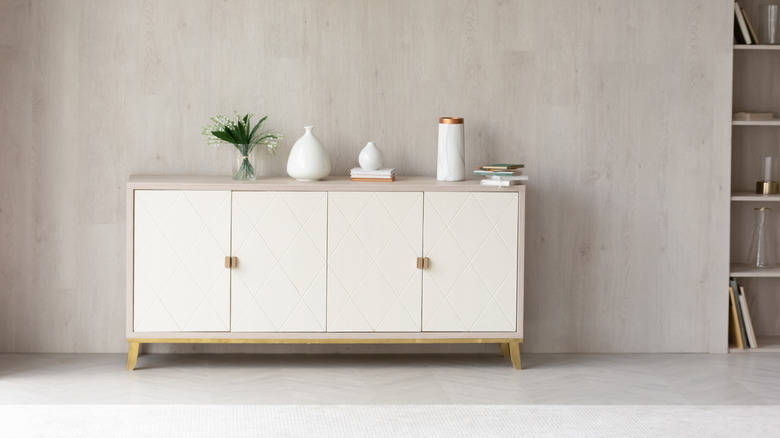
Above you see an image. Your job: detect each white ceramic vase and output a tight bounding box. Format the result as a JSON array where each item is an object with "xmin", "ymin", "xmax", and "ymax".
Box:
[
  {"xmin": 437, "ymin": 117, "xmax": 465, "ymax": 181},
  {"xmin": 359, "ymin": 141, "xmax": 383, "ymax": 170},
  {"xmin": 287, "ymin": 126, "xmax": 331, "ymax": 181}
]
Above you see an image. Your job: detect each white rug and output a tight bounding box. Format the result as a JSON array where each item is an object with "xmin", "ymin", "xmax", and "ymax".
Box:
[{"xmin": 1, "ymin": 405, "xmax": 778, "ymax": 437}]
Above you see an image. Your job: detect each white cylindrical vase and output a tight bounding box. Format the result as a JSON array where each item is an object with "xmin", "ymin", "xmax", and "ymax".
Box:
[
  {"xmin": 287, "ymin": 126, "xmax": 331, "ymax": 181},
  {"xmin": 437, "ymin": 117, "xmax": 465, "ymax": 181}
]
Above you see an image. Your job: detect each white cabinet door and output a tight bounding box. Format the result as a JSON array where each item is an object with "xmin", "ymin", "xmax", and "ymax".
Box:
[
  {"xmin": 423, "ymin": 192, "xmax": 518, "ymax": 332},
  {"xmin": 133, "ymin": 190, "xmax": 231, "ymax": 332},
  {"xmin": 328, "ymin": 192, "xmax": 423, "ymax": 332},
  {"xmin": 231, "ymin": 192, "xmax": 327, "ymax": 332}
]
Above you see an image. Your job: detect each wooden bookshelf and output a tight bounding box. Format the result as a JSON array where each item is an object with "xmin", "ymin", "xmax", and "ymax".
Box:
[
  {"xmin": 730, "ymin": 3, "xmax": 780, "ymax": 354},
  {"xmin": 730, "ymin": 264, "xmax": 780, "ymax": 277},
  {"xmin": 732, "ymin": 119, "xmax": 780, "ymax": 125},
  {"xmin": 734, "ymin": 45, "xmax": 780, "ymax": 50},
  {"xmin": 731, "ymin": 192, "xmax": 780, "ymax": 201}
]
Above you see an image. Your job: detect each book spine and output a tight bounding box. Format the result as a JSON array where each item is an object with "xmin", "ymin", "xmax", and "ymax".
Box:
[
  {"xmin": 735, "ymin": 1, "xmax": 752, "ymax": 44},
  {"xmin": 730, "ymin": 278, "xmax": 749, "ymax": 349},
  {"xmin": 350, "ymin": 177, "xmax": 395, "ymax": 182},
  {"xmin": 739, "ymin": 286, "xmax": 758, "ymax": 348},
  {"xmin": 488, "ymin": 175, "xmax": 528, "ymax": 181},
  {"xmin": 728, "ymin": 286, "xmax": 745, "ymax": 350},
  {"xmin": 480, "ymin": 179, "xmax": 511, "ymax": 187},
  {"xmin": 743, "ymin": 7, "xmax": 759, "ymax": 44},
  {"xmin": 742, "ymin": 8, "xmax": 759, "ymax": 44}
]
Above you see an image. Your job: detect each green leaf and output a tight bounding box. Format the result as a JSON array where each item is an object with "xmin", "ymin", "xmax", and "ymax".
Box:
[
  {"xmin": 249, "ymin": 116, "xmax": 269, "ymax": 144},
  {"xmin": 236, "ymin": 117, "xmax": 245, "ymax": 144},
  {"xmin": 248, "ymin": 120, "xmax": 261, "ymax": 144},
  {"xmin": 211, "ymin": 131, "xmax": 236, "ymax": 144},
  {"xmin": 255, "ymin": 133, "xmax": 278, "ymax": 143},
  {"xmin": 223, "ymin": 126, "xmax": 240, "ymax": 143}
]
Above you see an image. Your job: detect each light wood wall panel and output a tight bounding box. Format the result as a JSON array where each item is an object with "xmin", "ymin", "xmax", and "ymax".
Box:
[{"xmin": 0, "ymin": 0, "xmax": 733, "ymax": 353}]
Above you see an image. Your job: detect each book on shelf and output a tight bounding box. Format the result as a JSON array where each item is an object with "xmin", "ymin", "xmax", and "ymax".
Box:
[
  {"xmin": 734, "ymin": 14, "xmax": 746, "ymax": 44},
  {"xmin": 351, "ymin": 177, "xmax": 395, "ymax": 182},
  {"xmin": 735, "ymin": 1, "xmax": 752, "ymax": 44},
  {"xmin": 480, "ymin": 179, "xmax": 522, "ymax": 187},
  {"xmin": 350, "ymin": 167, "xmax": 395, "ymax": 177},
  {"xmin": 742, "ymin": 7, "xmax": 759, "ymax": 44},
  {"xmin": 473, "ymin": 169, "xmax": 522, "ymax": 176},
  {"xmin": 479, "ymin": 164, "xmax": 524, "ymax": 170},
  {"xmin": 733, "ymin": 112, "xmax": 774, "ymax": 121},
  {"xmin": 350, "ymin": 172, "xmax": 395, "ymax": 178},
  {"xmin": 738, "ymin": 286, "xmax": 758, "ymax": 348},
  {"xmin": 728, "ymin": 286, "xmax": 745, "ymax": 350},
  {"xmin": 486, "ymin": 174, "xmax": 529, "ymax": 181},
  {"xmin": 730, "ymin": 278, "xmax": 750, "ymax": 349}
]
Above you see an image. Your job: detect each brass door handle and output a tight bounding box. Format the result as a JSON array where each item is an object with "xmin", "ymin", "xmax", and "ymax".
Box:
[
  {"xmin": 416, "ymin": 257, "xmax": 430, "ymax": 269},
  {"xmin": 225, "ymin": 256, "xmax": 238, "ymax": 268}
]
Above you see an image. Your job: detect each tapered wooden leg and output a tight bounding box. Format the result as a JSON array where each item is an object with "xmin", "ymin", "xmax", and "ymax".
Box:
[
  {"xmin": 499, "ymin": 343, "xmax": 510, "ymax": 358},
  {"xmin": 126, "ymin": 341, "xmax": 140, "ymax": 371},
  {"xmin": 509, "ymin": 342, "xmax": 522, "ymax": 370}
]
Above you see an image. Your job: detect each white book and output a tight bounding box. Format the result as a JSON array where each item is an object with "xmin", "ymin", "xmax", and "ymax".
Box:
[
  {"xmin": 480, "ymin": 179, "xmax": 521, "ymax": 187},
  {"xmin": 739, "ymin": 286, "xmax": 758, "ymax": 348},
  {"xmin": 488, "ymin": 174, "xmax": 529, "ymax": 181},
  {"xmin": 351, "ymin": 170, "xmax": 395, "ymax": 178},
  {"xmin": 350, "ymin": 167, "xmax": 395, "ymax": 174},
  {"xmin": 735, "ymin": 1, "xmax": 752, "ymax": 44}
]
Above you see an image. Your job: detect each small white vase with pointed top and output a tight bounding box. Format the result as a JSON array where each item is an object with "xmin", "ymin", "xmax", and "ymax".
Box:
[
  {"xmin": 359, "ymin": 141, "xmax": 383, "ymax": 170},
  {"xmin": 287, "ymin": 126, "xmax": 331, "ymax": 181}
]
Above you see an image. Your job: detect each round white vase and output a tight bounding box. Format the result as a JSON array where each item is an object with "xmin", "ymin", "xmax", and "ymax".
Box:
[
  {"xmin": 358, "ymin": 141, "xmax": 383, "ymax": 170},
  {"xmin": 287, "ymin": 126, "xmax": 331, "ymax": 181}
]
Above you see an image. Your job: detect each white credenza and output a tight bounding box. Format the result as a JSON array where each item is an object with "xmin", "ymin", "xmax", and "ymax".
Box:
[{"xmin": 126, "ymin": 176, "xmax": 525, "ymax": 369}]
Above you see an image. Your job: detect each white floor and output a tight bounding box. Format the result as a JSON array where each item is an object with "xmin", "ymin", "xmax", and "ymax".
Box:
[{"xmin": 2, "ymin": 352, "xmax": 780, "ymax": 405}]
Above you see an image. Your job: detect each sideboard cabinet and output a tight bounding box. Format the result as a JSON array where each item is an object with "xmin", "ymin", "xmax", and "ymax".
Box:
[{"xmin": 127, "ymin": 176, "xmax": 525, "ymax": 369}]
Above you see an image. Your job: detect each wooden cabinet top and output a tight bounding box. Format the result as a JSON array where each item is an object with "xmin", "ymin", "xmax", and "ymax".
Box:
[{"xmin": 128, "ymin": 176, "xmax": 527, "ymax": 193}]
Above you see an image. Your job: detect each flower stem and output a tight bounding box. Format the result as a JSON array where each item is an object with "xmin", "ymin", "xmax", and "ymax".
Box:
[{"xmin": 233, "ymin": 144, "xmax": 255, "ymax": 180}]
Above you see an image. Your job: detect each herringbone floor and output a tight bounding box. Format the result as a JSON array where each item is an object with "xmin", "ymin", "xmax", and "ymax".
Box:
[{"xmin": 2, "ymin": 353, "xmax": 779, "ymax": 405}]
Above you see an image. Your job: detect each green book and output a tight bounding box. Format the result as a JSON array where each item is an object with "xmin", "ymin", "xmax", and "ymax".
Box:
[
  {"xmin": 480, "ymin": 164, "xmax": 524, "ymax": 170},
  {"xmin": 473, "ymin": 169, "xmax": 520, "ymax": 176}
]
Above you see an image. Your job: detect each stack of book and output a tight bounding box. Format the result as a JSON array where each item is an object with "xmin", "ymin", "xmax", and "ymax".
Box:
[
  {"xmin": 733, "ymin": 112, "xmax": 774, "ymax": 122},
  {"xmin": 350, "ymin": 167, "xmax": 395, "ymax": 182},
  {"xmin": 474, "ymin": 164, "xmax": 528, "ymax": 187},
  {"xmin": 729, "ymin": 278, "xmax": 758, "ymax": 349}
]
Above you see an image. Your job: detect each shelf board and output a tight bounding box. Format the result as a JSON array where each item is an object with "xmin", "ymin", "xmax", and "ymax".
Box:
[
  {"xmin": 734, "ymin": 45, "xmax": 780, "ymax": 50},
  {"xmin": 732, "ymin": 119, "xmax": 780, "ymax": 126},
  {"xmin": 730, "ymin": 264, "xmax": 780, "ymax": 277},
  {"xmin": 729, "ymin": 336, "xmax": 780, "ymax": 353},
  {"xmin": 731, "ymin": 192, "xmax": 780, "ymax": 201}
]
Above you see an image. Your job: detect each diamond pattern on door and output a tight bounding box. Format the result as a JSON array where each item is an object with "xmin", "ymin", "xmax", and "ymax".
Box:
[
  {"xmin": 231, "ymin": 192, "xmax": 327, "ymax": 332},
  {"xmin": 133, "ymin": 190, "xmax": 231, "ymax": 332},
  {"xmin": 423, "ymin": 192, "xmax": 518, "ymax": 332},
  {"xmin": 328, "ymin": 192, "xmax": 422, "ymax": 332}
]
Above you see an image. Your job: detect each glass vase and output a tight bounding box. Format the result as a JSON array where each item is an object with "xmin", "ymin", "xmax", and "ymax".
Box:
[
  {"xmin": 760, "ymin": 4, "xmax": 779, "ymax": 45},
  {"xmin": 232, "ymin": 144, "xmax": 257, "ymax": 181},
  {"xmin": 746, "ymin": 207, "xmax": 777, "ymax": 268}
]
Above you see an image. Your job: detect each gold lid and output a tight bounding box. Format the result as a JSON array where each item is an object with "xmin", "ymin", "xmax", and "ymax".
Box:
[{"xmin": 439, "ymin": 117, "xmax": 464, "ymax": 124}]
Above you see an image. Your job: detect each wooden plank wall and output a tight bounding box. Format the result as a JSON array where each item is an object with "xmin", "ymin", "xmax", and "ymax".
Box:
[{"xmin": 0, "ymin": 0, "xmax": 733, "ymax": 353}]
